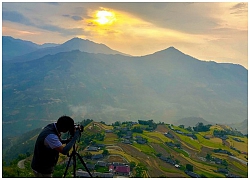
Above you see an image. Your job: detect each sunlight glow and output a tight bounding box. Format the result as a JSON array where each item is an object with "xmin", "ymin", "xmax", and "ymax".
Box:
[{"xmin": 95, "ymin": 10, "xmax": 116, "ymax": 25}]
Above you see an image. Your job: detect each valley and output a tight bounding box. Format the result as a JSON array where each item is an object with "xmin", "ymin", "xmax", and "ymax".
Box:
[{"xmin": 3, "ymin": 119, "xmax": 248, "ymax": 178}]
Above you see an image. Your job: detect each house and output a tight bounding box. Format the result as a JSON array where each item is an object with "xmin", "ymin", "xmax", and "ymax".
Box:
[
  {"xmin": 76, "ymin": 170, "xmax": 92, "ymax": 178},
  {"xmin": 164, "ymin": 132, "xmax": 174, "ymax": 139},
  {"xmin": 95, "ymin": 144, "xmax": 105, "ymax": 148},
  {"xmin": 226, "ymin": 173, "xmax": 241, "ymax": 178},
  {"xmin": 91, "ymin": 154, "xmax": 104, "ymax": 160},
  {"xmin": 217, "ymin": 168, "xmax": 229, "ymax": 174},
  {"xmin": 109, "ymin": 164, "xmax": 130, "ymax": 177},
  {"xmin": 175, "ymin": 130, "xmax": 183, "ymax": 134},
  {"xmin": 185, "ymin": 171, "xmax": 200, "ymax": 178},
  {"xmin": 213, "ymin": 158, "xmax": 222, "ymax": 164},
  {"xmin": 159, "ymin": 156, "xmax": 176, "ymax": 165},
  {"xmin": 175, "ymin": 164, "xmax": 180, "ymax": 168},
  {"xmin": 76, "ymin": 170, "xmax": 113, "ymax": 178},
  {"xmin": 105, "ymin": 130, "xmax": 113, "ymax": 133},
  {"xmin": 123, "ymin": 135, "xmax": 132, "ymax": 139},
  {"xmin": 233, "ymin": 138, "xmax": 244, "ymax": 142},
  {"xmin": 186, "ymin": 133, "xmax": 197, "ymax": 139},
  {"xmin": 166, "ymin": 142, "xmax": 176, "ymax": 147},
  {"xmin": 86, "ymin": 163, "xmax": 95, "ymax": 170},
  {"xmin": 96, "ymin": 161, "xmax": 107, "ymax": 167},
  {"xmin": 87, "ymin": 146, "xmax": 99, "ymax": 151},
  {"xmin": 123, "ymin": 139, "xmax": 132, "ymax": 144},
  {"xmin": 137, "ymin": 139, "xmax": 147, "ymax": 144}
]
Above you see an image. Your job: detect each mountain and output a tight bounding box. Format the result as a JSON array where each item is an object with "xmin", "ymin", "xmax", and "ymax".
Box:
[
  {"xmin": 176, "ymin": 117, "xmax": 213, "ymax": 127},
  {"xmin": 2, "ymin": 37, "xmax": 248, "ymax": 137},
  {"xmin": 40, "ymin": 43, "xmax": 59, "ymax": 48},
  {"xmin": 2, "ymin": 36, "xmax": 40, "ymax": 60},
  {"xmin": 227, "ymin": 119, "xmax": 248, "ymax": 135},
  {"xmin": 6, "ymin": 37, "xmax": 129, "ymax": 63},
  {"xmin": 3, "ymin": 120, "xmax": 248, "ymax": 178}
]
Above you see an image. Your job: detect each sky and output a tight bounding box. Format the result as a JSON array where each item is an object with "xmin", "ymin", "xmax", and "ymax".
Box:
[{"xmin": 2, "ymin": 1, "xmax": 248, "ymax": 68}]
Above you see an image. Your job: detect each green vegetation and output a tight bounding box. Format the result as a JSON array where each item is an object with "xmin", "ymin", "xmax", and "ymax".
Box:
[{"xmin": 2, "ymin": 120, "xmax": 248, "ymax": 178}]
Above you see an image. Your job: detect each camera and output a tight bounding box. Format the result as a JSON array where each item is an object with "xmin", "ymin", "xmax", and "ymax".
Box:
[
  {"xmin": 69, "ymin": 124, "xmax": 84, "ymax": 136},
  {"xmin": 75, "ymin": 124, "xmax": 84, "ymax": 132}
]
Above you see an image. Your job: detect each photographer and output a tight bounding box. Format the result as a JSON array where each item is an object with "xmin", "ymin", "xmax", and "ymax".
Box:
[{"xmin": 31, "ymin": 115, "xmax": 80, "ymax": 177}]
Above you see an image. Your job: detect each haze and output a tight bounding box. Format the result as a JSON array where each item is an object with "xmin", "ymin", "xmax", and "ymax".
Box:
[{"xmin": 2, "ymin": 2, "xmax": 248, "ymax": 68}]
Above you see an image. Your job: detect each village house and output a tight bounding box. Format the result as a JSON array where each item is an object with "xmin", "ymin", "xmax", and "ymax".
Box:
[
  {"xmin": 184, "ymin": 170, "xmax": 201, "ymax": 178},
  {"xmin": 96, "ymin": 161, "xmax": 107, "ymax": 167},
  {"xmin": 164, "ymin": 132, "xmax": 174, "ymax": 139},
  {"xmin": 109, "ymin": 164, "xmax": 130, "ymax": 177},
  {"xmin": 87, "ymin": 146, "xmax": 99, "ymax": 151},
  {"xmin": 86, "ymin": 163, "xmax": 95, "ymax": 171},
  {"xmin": 91, "ymin": 154, "xmax": 104, "ymax": 160},
  {"xmin": 76, "ymin": 170, "xmax": 113, "ymax": 178},
  {"xmin": 233, "ymin": 138, "xmax": 244, "ymax": 142}
]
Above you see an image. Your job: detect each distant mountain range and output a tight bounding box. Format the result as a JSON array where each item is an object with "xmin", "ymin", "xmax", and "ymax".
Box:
[
  {"xmin": 3, "ymin": 36, "xmax": 128, "ymax": 63},
  {"xmin": 2, "ymin": 36, "xmax": 248, "ymax": 137}
]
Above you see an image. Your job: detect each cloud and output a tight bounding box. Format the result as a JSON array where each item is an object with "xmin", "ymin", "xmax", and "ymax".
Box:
[
  {"xmin": 230, "ymin": 2, "xmax": 248, "ymax": 15},
  {"xmin": 38, "ymin": 24, "xmax": 84, "ymax": 36},
  {"xmin": 72, "ymin": 15, "xmax": 83, "ymax": 21},
  {"xmin": 69, "ymin": 105, "xmax": 87, "ymax": 117},
  {"xmin": 2, "ymin": 10, "xmax": 34, "ymax": 26},
  {"xmin": 101, "ymin": 105, "xmax": 127, "ymax": 113},
  {"xmin": 44, "ymin": 2, "xmax": 60, "ymax": 6},
  {"xmin": 3, "ymin": 10, "xmax": 85, "ymax": 36},
  {"xmin": 63, "ymin": 14, "xmax": 83, "ymax": 21}
]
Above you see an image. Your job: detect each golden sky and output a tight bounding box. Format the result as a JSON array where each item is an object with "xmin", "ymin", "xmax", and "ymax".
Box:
[{"xmin": 2, "ymin": 2, "xmax": 248, "ymax": 68}]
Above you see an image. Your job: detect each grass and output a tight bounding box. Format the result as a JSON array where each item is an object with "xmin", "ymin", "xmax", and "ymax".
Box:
[
  {"xmin": 180, "ymin": 154, "xmax": 218, "ymax": 173},
  {"xmin": 196, "ymin": 134, "xmax": 223, "ymax": 148},
  {"xmin": 175, "ymin": 134, "xmax": 202, "ymax": 151},
  {"xmin": 159, "ymin": 165, "xmax": 181, "ymax": 173},
  {"xmin": 133, "ymin": 143, "xmax": 156, "ymax": 154},
  {"xmin": 194, "ymin": 169, "xmax": 225, "ymax": 178},
  {"xmin": 144, "ymin": 131, "xmax": 171, "ymax": 143},
  {"xmin": 227, "ymin": 136, "xmax": 248, "ymax": 152},
  {"xmin": 133, "ymin": 132, "xmax": 162, "ymax": 144},
  {"xmin": 108, "ymin": 149, "xmax": 140, "ymax": 164},
  {"xmin": 172, "ymin": 125, "xmax": 190, "ymax": 133},
  {"xmin": 170, "ymin": 147, "xmax": 189, "ymax": 157},
  {"xmin": 103, "ymin": 133, "xmax": 118, "ymax": 144}
]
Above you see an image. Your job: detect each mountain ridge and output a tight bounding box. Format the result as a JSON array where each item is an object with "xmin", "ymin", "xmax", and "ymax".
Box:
[
  {"xmin": 4, "ymin": 36, "xmax": 130, "ymax": 63},
  {"xmin": 2, "ymin": 36, "xmax": 247, "ymax": 137}
]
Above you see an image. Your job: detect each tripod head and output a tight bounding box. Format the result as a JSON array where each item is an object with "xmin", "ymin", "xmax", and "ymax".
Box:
[{"xmin": 69, "ymin": 124, "xmax": 84, "ymax": 137}]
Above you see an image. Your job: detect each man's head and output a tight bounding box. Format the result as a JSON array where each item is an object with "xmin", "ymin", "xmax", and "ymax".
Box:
[{"xmin": 56, "ymin": 115, "xmax": 74, "ymax": 133}]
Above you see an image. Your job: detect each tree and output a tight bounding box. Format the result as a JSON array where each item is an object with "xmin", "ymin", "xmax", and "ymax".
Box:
[
  {"xmin": 112, "ymin": 121, "xmax": 121, "ymax": 126},
  {"xmin": 186, "ymin": 164, "xmax": 193, "ymax": 172},
  {"xmin": 132, "ymin": 127, "xmax": 143, "ymax": 133},
  {"xmin": 130, "ymin": 161, "xmax": 136, "ymax": 170},
  {"xmin": 186, "ymin": 126, "xmax": 193, "ymax": 132},
  {"xmin": 102, "ymin": 149, "xmax": 109, "ymax": 156},
  {"xmin": 179, "ymin": 125, "xmax": 185, "ymax": 129},
  {"xmin": 83, "ymin": 152, "xmax": 92, "ymax": 159},
  {"xmin": 206, "ymin": 153, "xmax": 212, "ymax": 161}
]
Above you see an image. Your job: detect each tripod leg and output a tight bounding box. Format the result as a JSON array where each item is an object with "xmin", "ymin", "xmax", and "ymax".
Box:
[
  {"xmin": 63, "ymin": 153, "xmax": 73, "ymax": 178},
  {"xmin": 76, "ymin": 152, "xmax": 93, "ymax": 177},
  {"xmin": 73, "ymin": 152, "xmax": 76, "ymax": 177}
]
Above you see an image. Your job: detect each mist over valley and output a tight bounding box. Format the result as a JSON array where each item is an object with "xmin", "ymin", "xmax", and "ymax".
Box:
[{"xmin": 2, "ymin": 36, "xmax": 248, "ymax": 137}]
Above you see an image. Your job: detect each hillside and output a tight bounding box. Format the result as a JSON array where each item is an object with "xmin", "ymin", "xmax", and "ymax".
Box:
[
  {"xmin": 5, "ymin": 37, "xmax": 128, "ymax": 63},
  {"xmin": 3, "ymin": 45, "xmax": 247, "ymax": 137},
  {"xmin": 3, "ymin": 120, "xmax": 248, "ymax": 178},
  {"xmin": 227, "ymin": 119, "xmax": 248, "ymax": 135}
]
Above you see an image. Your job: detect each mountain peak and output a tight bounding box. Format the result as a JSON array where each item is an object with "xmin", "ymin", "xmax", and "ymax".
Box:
[{"xmin": 150, "ymin": 46, "xmax": 185, "ymax": 57}]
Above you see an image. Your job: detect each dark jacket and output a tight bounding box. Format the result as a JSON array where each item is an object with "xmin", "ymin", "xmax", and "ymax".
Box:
[{"xmin": 31, "ymin": 123, "xmax": 60, "ymax": 174}]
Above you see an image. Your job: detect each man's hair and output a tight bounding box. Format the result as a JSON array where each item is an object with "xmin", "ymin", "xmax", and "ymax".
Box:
[{"xmin": 57, "ymin": 115, "xmax": 74, "ymax": 132}]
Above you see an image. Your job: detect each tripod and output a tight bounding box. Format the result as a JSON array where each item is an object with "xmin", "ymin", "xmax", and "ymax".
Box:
[{"xmin": 63, "ymin": 143, "xmax": 93, "ymax": 178}]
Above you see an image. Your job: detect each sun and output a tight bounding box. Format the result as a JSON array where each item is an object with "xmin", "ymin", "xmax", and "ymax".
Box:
[{"xmin": 95, "ymin": 10, "xmax": 116, "ymax": 25}]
